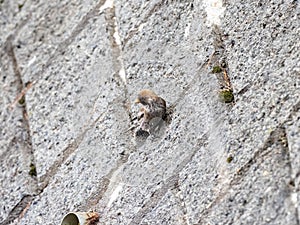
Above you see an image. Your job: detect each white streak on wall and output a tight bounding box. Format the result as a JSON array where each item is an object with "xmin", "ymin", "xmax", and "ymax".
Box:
[
  {"xmin": 100, "ymin": 0, "xmax": 127, "ymax": 85},
  {"xmin": 204, "ymin": 0, "xmax": 225, "ymax": 26},
  {"xmin": 99, "ymin": 0, "xmax": 114, "ymax": 11},
  {"xmin": 107, "ymin": 184, "xmax": 123, "ymax": 208},
  {"xmin": 119, "ymin": 67, "xmax": 126, "ymax": 85},
  {"xmin": 113, "ymin": 21, "xmax": 122, "ymax": 47},
  {"xmin": 184, "ymin": 23, "xmax": 191, "ymax": 39},
  {"xmin": 27, "ymin": 56, "xmax": 37, "ymax": 67}
]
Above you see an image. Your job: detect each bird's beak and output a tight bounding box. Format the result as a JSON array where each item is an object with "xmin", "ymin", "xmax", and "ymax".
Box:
[{"xmin": 134, "ymin": 98, "xmax": 140, "ymax": 104}]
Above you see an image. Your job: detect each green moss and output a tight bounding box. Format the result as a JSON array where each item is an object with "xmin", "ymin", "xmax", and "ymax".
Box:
[
  {"xmin": 29, "ymin": 163, "xmax": 37, "ymax": 177},
  {"xmin": 18, "ymin": 95, "xmax": 25, "ymax": 105},
  {"xmin": 212, "ymin": 66, "xmax": 222, "ymax": 73},
  {"xmin": 226, "ymin": 155, "xmax": 233, "ymax": 163},
  {"xmin": 219, "ymin": 89, "xmax": 234, "ymax": 103}
]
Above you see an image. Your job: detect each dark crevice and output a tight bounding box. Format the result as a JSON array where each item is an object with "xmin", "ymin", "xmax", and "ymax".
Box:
[
  {"xmin": 2, "ymin": 41, "xmax": 37, "ymax": 225},
  {"xmin": 208, "ymin": 25, "xmax": 234, "ymax": 104},
  {"xmin": 0, "ymin": 195, "xmax": 33, "ymax": 225},
  {"xmin": 6, "ymin": 40, "xmax": 37, "ymax": 182},
  {"xmin": 2, "ymin": 0, "xmax": 110, "ymax": 201}
]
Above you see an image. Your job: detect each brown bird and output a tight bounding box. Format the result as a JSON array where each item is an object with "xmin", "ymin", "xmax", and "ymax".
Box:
[{"xmin": 135, "ymin": 89, "xmax": 166, "ymax": 132}]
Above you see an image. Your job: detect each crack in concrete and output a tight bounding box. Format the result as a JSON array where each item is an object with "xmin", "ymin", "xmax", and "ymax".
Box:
[
  {"xmin": 196, "ymin": 127, "xmax": 285, "ymax": 223},
  {"xmin": 103, "ymin": 2, "xmax": 135, "ymax": 123},
  {"xmin": 129, "ymin": 134, "xmax": 208, "ymax": 225},
  {"xmin": 231, "ymin": 126, "xmax": 287, "ymax": 184},
  {"xmin": 15, "ymin": 0, "xmax": 107, "ymax": 86},
  {"xmin": 171, "ymin": 181, "xmax": 189, "ymax": 225},
  {"xmin": 210, "ymin": 25, "xmax": 234, "ymax": 102},
  {"xmin": 0, "ymin": 195, "xmax": 33, "ymax": 225},
  {"xmin": 104, "ymin": 5, "xmax": 128, "ymax": 84},
  {"xmin": 77, "ymin": 177, "xmax": 111, "ymax": 212},
  {"xmin": 0, "ymin": 0, "xmax": 71, "ymax": 56},
  {"xmin": 196, "ymin": 101, "xmax": 300, "ymax": 223},
  {"xmin": 122, "ymin": 0, "xmax": 164, "ymax": 48},
  {"xmin": 169, "ymin": 62, "xmax": 207, "ymax": 110},
  {"xmin": 56, "ymin": 0, "xmax": 107, "ymax": 58},
  {"xmin": 129, "ymin": 175, "xmax": 179, "ymax": 225},
  {"xmin": 280, "ymin": 126, "xmax": 300, "ymax": 225},
  {"xmin": 1, "ymin": 41, "xmax": 38, "ymax": 224},
  {"xmin": 32, "ymin": 95, "xmax": 132, "ymax": 213},
  {"xmin": 39, "ymin": 110, "xmax": 107, "ymax": 191},
  {"xmin": 285, "ymin": 101, "xmax": 300, "ymax": 224},
  {"xmin": 0, "ymin": 11, "xmax": 32, "ymax": 58},
  {"xmin": 1, "ymin": 105, "xmax": 109, "ymax": 223},
  {"xmin": 5, "ymin": 41, "xmax": 23, "ymax": 93},
  {"xmin": 0, "ymin": 5, "xmax": 114, "ymax": 221},
  {"xmin": 232, "ymin": 100, "xmax": 300, "ymax": 185},
  {"xmin": 78, "ymin": 154, "xmax": 130, "ymax": 213}
]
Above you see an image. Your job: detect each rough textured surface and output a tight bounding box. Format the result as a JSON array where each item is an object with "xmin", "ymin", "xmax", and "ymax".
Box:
[{"xmin": 0, "ymin": 0, "xmax": 299, "ymax": 225}]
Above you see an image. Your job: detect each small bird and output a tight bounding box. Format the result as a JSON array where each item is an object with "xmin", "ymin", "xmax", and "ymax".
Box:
[{"xmin": 135, "ymin": 89, "xmax": 166, "ymax": 132}]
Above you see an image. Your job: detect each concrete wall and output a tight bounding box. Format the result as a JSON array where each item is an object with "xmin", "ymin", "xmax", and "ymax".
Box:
[{"xmin": 0, "ymin": 0, "xmax": 299, "ymax": 224}]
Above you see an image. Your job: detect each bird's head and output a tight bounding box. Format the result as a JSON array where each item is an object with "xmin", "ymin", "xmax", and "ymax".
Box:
[{"xmin": 134, "ymin": 89, "xmax": 158, "ymax": 106}]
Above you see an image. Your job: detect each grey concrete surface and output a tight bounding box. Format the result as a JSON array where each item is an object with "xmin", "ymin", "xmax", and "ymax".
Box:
[{"xmin": 0, "ymin": 0, "xmax": 299, "ymax": 225}]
